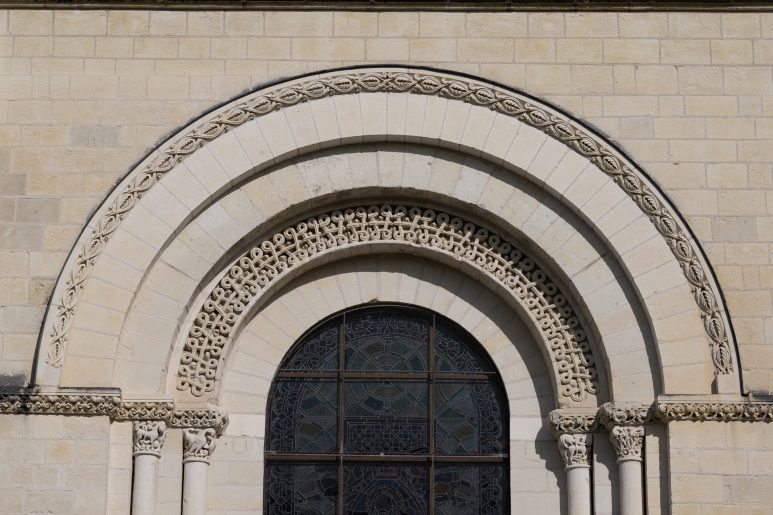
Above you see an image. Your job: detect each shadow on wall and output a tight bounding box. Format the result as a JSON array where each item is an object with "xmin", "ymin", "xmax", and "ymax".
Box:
[{"xmin": 0, "ymin": 373, "xmax": 27, "ymax": 387}]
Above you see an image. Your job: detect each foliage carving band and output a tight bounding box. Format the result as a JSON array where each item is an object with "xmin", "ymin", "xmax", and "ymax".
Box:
[
  {"xmin": 46, "ymin": 68, "xmax": 732, "ymax": 376},
  {"xmin": 176, "ymin": 204, "xmax": 598, "ymax": 403}
]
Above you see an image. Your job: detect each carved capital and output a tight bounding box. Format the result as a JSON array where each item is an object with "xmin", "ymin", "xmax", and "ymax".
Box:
[
  {"xmin": 599, "ymin": 402, "xmax": 652, "ymax": 429},
  {"xmin": 183, "ymin": 428, "xmax": 217, "ymax": 464},
  {"xmin": 557, "ymin": 433, "xmax": 592, "ymax": 469},
  {"xmin": 549, "ymin": 409, "xmax": 598, "ymax": 435},
  {"xmin": 132, "ymin": 420, "xmax": 167, "ymax": 457},
  {"xmin": 609, "ymin": 426, "xmax": 644, "ymax": 462}
]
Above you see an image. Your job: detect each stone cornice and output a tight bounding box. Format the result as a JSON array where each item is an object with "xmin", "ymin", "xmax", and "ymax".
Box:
[
  {"xmin": 550, "ymin": 398, "xmax": 773, "ymax": 433},
  {"xmin": 0, "ymin": 388, "xmax": 228, "ymax": 435},
  {"xmin": 2, "ymin": 1, "xmax": 772, "ymax": 11},
  {"xmin": 655, "ymin": 397, "xmax": 773, "ymax": 423}
]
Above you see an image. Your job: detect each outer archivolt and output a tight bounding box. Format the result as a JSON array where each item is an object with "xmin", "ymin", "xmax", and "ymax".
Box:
[
  {"xmin": 45, "ymin": 69, "xmax": 732, "ymax": 377},
  {"xmin": 176, "ymin": 204, "xmax": 598, "ymax": 403}
]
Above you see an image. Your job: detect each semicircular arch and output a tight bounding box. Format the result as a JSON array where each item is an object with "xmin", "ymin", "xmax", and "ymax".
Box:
[{"xmin": 36, "ymin": 66, "xmax": 737, "ymax": 400}]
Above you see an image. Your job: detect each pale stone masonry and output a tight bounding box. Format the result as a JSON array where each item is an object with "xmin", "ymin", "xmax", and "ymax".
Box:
[{"xmin": 0, "ymin": 5, "xmax": 772, "ymax": 514}]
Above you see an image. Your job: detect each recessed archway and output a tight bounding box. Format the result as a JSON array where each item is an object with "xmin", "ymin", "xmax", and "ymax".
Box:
[{"xmin": 35, "ymin": 67, "xmax": 736, "ymax": 404}]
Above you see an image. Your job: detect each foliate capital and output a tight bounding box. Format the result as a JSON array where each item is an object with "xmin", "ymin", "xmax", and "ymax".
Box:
[{"xmin": 609, "ymin": 426, "xmax": 644, "ymax": 462}]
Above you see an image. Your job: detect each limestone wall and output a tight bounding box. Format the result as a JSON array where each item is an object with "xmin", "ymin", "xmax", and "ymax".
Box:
[
  {"xmin": 0, "ymin": 7, "xmax": 772, "ymax": 514},
  {"xmin": 0, "ymin": 415, "xmax": 111, "ymax": 514},
  {"xmin": 669, "ymin": 420, "xmax": 773, "ymax": 513},
  {"xmin": 0, "ymin": 9, "xmax": 772, "ymax": 393}
]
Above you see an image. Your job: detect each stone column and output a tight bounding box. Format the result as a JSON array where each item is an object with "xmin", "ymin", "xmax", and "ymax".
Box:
[
  {"xmin": 131, "ymin": 420, "xmax": 167, "ymax": 515},
  {"xmin": 182, "ymin": 428, "xmax": 217, "ymax": 515},
  {"xmin": 557, "ymin": 433, "xmax": 593, "ymax": 515},
  {"xmin": 609, "ymin": 426, "xmax": 645, "ymax": 515}
]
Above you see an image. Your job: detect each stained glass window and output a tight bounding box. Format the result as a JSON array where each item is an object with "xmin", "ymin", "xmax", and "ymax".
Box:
[{"xmin": 265, "ymin": 304, "xmax": 509, "ymax": 514}]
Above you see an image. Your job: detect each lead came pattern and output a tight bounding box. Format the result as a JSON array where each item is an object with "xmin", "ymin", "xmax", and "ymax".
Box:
[
  {"xmin": 435, "ymin": 464, "xmax": 507, "ymax": 515},
  {"xmin": 434, "ymin": 382, "xmax": 506, "ymax": 456},
  {"xmin": 268, "ymin": 380, "xmax": 337, "ymax": 453},
  {"xmin": 344, "ymin": 464, "xmax": 428, "ymax": 515},
  {"xmin": 265, "ymin": 305, "xmax": 509, "ymax": 514},
  {"xmin": 345, "ymin": 309, "xmax": 429, "ymax": 372},
  {"xmin": 178, "ymin": 205, "xmax": 597, "ymax": 402}
]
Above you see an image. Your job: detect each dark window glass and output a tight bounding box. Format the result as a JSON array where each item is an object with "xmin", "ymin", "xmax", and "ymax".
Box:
[
  {"xmin": 344, "ymin": 464, "xmax": 428, "ymax": 515},
  {"xmin": 434, "ymin": 382, "xmax": 507, "ymax": 455},
  {"xmin": 266, "ymin": 463, "xmax": 337, "ymax": 515},
  {"xmin": 345, "ymin": 307, "xmax": 429, "ymax": 372},
  {"xmin": 434, "ymin": 464, "xmax": 507, "ymax": 515},
  {"xmin": 265, "ymin": 305, "xmax": 509, "ymax": 514},
  {"xmin": 282, "ymin": 319, "xmax": 339, "ymax": 371},
  {"xmin": 268, "ymin": 379, "xmax": 337, "ymax": 453},
  {"xmin": 434, "ymin": 318, "xmax": 495, "ymax": 373},
  {"xmin": 345, "ymin": 381, "xmax": 428, "ymax": 454}
]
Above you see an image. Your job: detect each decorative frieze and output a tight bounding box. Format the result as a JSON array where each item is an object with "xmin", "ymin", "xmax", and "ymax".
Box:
[
  {"xmin": 176, "ymin": 204, "xmax": 598, "ymax": 403},
  {"xmin": 0, "ymin": 389, "xmax": 228, "ymax": 435},
  {"xmin": 656, "ymin": 400, "xmax": 773, "ymax": 422},
  {"xmin": 133, "ymin": 420, "xmax": 167, "ymax": 457},
  {"xmin": 183, "ymin": 428, "xmax": 218, "ymax": 464},
  {"xmin": 599, "ymin": 402, "xmax": 653, "ymax": 429},
  {"xmin": 548, "ymin": 410, "xmax": 598, "ymax": 435},
  {"xmin": 168, "ymin": 408, "xmax": 229, "ymax": 436},
  {"xmin": 558, "ymin": 433, "xmax": 593, "ymax": 469},
  {"xmin": 609, "ymin": 426, "xmax": 644, "ymax": 462},
  {"xmin": 114, "ymin": 400, "xmax": 175, "ymax": 421},
  {"xmin": 44, "ymin": 68, "xmax": 734, "ymax": 381},
  {"xmin": 0, "ymin": 388, "xmax": 120, "ymax": 415}
]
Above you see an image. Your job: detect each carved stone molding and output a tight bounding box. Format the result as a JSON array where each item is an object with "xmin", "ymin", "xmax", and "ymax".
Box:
[
  {"xmin": 168, "ymin": 408, "xmax": 229, "ymax": 436},
  {"xmin": 656, "ymin": 400, "xmax": 773, "ymax": 422},
  {"xmin": 0, "ymin": 389, "xmax": 120, "ymax": 415},
  {"xmin": 176, "ymin": 204, "xmax": 598, "ymax": 403},
  {"xmin": 133, "ymin": 420, "xmax": 167, "ymax": 457},
  {"xmin": 183, "ymin": 428, "xmax": 218, "ymax": 464},
  {"xmin": 0, "ymin": 389, "xmax": 228, "ymax": 435},
  {"xmin": 558, "ymin": 433, "xmax": 593, "ymax": 469},
  {"xmin": 114, "ymin": 400, "xmax": 175, "ymax": 421},
  {"xmin": 609, "ymin": 426, "xmax": 644, "ymax": 462},
  {"xmin": 548, "ymin": 409, "xmax": 598, "ymax": 435},
  {"xmin": 43, "ymin": 68, "xmax": 733, "ymax": 379},
  {"xmin": 599, "ymin": 402, "xmax": 653, "ymax": 429}
]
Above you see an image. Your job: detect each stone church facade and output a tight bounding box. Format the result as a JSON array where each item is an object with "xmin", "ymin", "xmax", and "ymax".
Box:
[{"xmin": 1, "ymin": 2, "xmax": 773, "ymax": 514}]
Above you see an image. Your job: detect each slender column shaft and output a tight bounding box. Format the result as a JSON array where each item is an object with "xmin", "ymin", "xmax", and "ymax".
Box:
[
  {"xmin": 182, "ymin": 461, "xmax": 209, "ymax": 515},
  {"xmin": 619, "ymin": 459, "xmax": 644, "ymax": 515},
  {"xmin": 131, "ymin": 421, "xmax": 167, "ymax": 515},
  {"xmin": 557, "ymin": 433, "xmax": 593, "ymax": 515},
  {"xmin": 565, "ymin": 465, "xmax": 592, "ymax": 515},
  {"xmin": 609, "ymin": 426, "xmax": 645, "ymax": 515},
  {"xmin": 132, "ymin": 454, "xmax": 160, "ymax": 515},
  {"xmin": 182, "ymin": 428, "xmax": 218, "ymax": 515}
]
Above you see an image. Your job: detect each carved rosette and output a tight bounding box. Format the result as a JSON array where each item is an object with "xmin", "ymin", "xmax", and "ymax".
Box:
[
  {"xmin": 609, "ymin": 426, "xmax": 644, "ymax": 462},
  {"xmin": 133, "ymin": 420, "xmax": 167, "ymax": 458},
  {"xmin": 183, "ymin": 428, "xmax": 218, "ymax": 464},
  {"xmin": 558, "ymin": 433, "xmax": 593, "ymax": 469}
]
